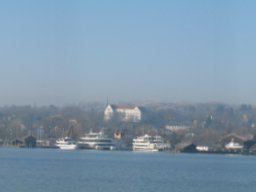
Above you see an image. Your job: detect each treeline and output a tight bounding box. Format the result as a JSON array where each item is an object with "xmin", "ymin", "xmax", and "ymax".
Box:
[{"xmin": 0, "ymin": 103, "xmax": 256, "ymax": 148}]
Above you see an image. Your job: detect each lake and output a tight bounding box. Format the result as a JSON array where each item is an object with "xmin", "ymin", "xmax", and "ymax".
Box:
[{"xmin": 0, "ymin": 148, "xmax": 255, "ymax": 192}]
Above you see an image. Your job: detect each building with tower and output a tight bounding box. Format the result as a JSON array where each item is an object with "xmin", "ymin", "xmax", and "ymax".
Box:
[{"xmin": 104, "ymin": 104, "xmax": 142, "ymax": 122}]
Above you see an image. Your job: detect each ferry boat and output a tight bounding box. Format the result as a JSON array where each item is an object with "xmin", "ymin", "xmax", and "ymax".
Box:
[
  {"xmin": 77, "ymin": 131, "xmax": 116, "ymax": 150},
  {"xmin": 132, "ymin": 134, "xmax": 170, "ymax": 152},
  {"xmin": 55, "ymin": 137, "xmax": 77, "ymax": 150}
]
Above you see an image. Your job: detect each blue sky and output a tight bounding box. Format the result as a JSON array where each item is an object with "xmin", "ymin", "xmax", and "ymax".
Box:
[{"xmin": 0, "ymin": 0, "xmax": 256, "ymax": 105}]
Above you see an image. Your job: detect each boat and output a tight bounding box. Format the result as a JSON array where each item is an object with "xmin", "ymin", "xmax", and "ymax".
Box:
[
  {"xmin": 225, "ymin": 138, "xmax": 243, "ymax": 150},
  {"xmin": 132, "ymin": 134, "xmax": 170, "ymax": 152},
  {"xmin": 77, "ymin": 131, "xmax": 116, "ymax": 150},
  {"xmin": 55, "ymin": 137, "xmax": 77, "ymax": 150}
]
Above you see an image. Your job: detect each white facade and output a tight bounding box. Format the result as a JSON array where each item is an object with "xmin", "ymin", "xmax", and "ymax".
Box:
[
  {"xmin": 104, "ymin": 105, "xmax": 115, "ymax": 121},
  {"xmin": 196, "ymin": 146, "xmax": 209, "ymax": 152},
  {"xmin": 133, "ymin": 134, "xmax": 170, "ymax": 151},
  {"xmin": 165, "ymin": 125, "xmax": 190, "ymax": 132},
  {"xmin": 225, "ymin": 138, "xmax": 243, "ymax": 150},
  {"xmin": 104, "ymin": 104, "xmax": 141, "ymax": 122}
]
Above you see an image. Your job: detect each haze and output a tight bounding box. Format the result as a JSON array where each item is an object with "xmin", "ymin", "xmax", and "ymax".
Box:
[{"xmin": 0, "ymin": 0, "xmax": 255, "ymax": 105}]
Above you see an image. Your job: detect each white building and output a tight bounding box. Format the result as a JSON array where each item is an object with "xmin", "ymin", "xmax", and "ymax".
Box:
[
  {"xmin": 165, "ymin": 125, "xmax": 190, "ymax": 132},
  {"xmin": 104, "ymin": 104, "xmax": 142, "ymax": 122}
]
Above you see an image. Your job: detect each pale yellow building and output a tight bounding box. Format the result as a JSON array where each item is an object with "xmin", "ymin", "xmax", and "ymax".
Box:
[{"xmin": 104, "ymin": 104, "xmax": 142, "ymax": 122}]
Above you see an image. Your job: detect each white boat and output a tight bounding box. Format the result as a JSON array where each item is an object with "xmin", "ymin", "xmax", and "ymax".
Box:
[
  {"xmin": 132, "ymin": 134, "xmax": 170, "ymax": 152},
  {"xmin": 225, "ymin": 138, "xmax": 243, "ymax": 150},
  {"xmin": 56, "ymin": 137, "xmax": 77, "ymax": 150},
  {"xmin": 77, "ymin": 131, "xmax": 115, "ymax": 150}
]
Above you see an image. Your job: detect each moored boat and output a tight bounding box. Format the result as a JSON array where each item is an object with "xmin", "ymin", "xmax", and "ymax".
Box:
[
  {"xmin": 132, "ymin": 134, "xmax": 170, "ymax": 152},
  {"xmin": 55, "ymin": 137, "xmax": 77, "ymax": 150},
  {"xmin": 77, "ymin": 131, "xmax": 116, "ymax": 150}
]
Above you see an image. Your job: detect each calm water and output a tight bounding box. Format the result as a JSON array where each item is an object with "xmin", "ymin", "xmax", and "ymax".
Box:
[{"xmin": 0, "ymin": 149, "xmax": 256, "ymax": 192}]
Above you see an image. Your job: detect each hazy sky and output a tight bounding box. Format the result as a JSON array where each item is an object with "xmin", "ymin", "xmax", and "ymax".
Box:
[{"xmin": 0, "ymin": 0, "xmax": 256, "ymax": 105}]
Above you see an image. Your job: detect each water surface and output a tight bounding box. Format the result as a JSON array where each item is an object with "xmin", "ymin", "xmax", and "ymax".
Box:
[{"xmin": 0, "ymin": 148, "xmax": 255, "ymax": 192}]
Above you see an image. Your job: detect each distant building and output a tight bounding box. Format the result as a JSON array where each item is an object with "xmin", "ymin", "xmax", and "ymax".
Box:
[
  {"xmin": 24, "ymin": 136, "xmax": 37, "ymax": 148},
  {"xmin": 104, "ymin": 105, "xmax": 115, "ymax": 121},
  {"xmin": 165, "ymin": 125, "xmax": 190, "ymax": 132},
  {"xmin": 104, "ymin": 104, "xmax": 142, "ymax": 122},
  {"xmin": 220, "ymin": 133, "xmax": 252, "ymax": 151},
  {"xmin": 176, "ymin": 143, "xmax": 198, "ymax": 153},
  {"xmin": 221, "ymin": 133, "xmax": 251, "ymax": 145},
  {"xmin": 225, "ymin": 138, "xmax": 243, "ymax": 150},
  {"xmin": 114, "ymin": 131, "xmax": 122, "ymax": 140},
  {"xmin": 196, "ymin": 146, "xmax": 209, "ymax": 152}
]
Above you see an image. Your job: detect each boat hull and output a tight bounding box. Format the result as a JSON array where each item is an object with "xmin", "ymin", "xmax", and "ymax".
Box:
[
  {"xmin": 77, "ymin": 131, "xmax": 116, "ymax": 150},
  {"xmin": 56, "ymin": 144, "xmax": 77, "ymax": 150}
]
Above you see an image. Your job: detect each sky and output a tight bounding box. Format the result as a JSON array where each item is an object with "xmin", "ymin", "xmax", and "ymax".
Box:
[{"xmin": 0, "ymin": 0, "xmax": 256, "ymax": 106}]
